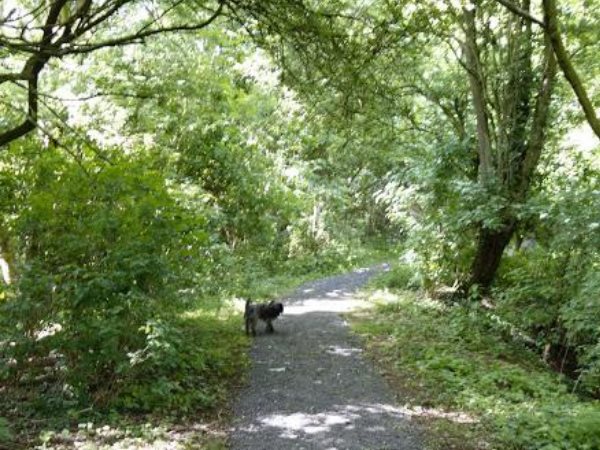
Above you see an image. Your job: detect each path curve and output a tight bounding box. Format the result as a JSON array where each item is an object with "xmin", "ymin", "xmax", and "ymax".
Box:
[{"xmin": 229, "ymin": 265, "xmax": 422, "ymax": 450}]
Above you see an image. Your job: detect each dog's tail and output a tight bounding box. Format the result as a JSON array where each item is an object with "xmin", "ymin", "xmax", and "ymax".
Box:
[{"xmin": 244, "ymin": 298, "xmax": 252, "ymax": 317}]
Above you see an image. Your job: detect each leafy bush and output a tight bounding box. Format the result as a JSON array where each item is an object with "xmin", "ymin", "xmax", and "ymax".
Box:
[
  {"xmin": 561, "ymin": 267, "xmax": 600, "ymax": 394},
  {"xmin": 500, "ymin": 404, "xmax": 600, "ymax": 450},
  {"xmin": 3, "ymin": 154, "xmax": 189, "ymax": 403},
  {"xmin": 495, "ymin": 249, "xmax": 565, "ymax": 336},
  {"xmin": 368, "ymin": 263, "xmax": 420, "ymax": 290},
  {"xmin": 117, "ymin": 314, "xmax": 249, "ymax": 413},
  {"xmin": 495, "ymin": 241, "xmax": 600, "ymax": 395},
  {"xmin": 0, "ymin": 417, "xmax": 11, "ymax": 443}
]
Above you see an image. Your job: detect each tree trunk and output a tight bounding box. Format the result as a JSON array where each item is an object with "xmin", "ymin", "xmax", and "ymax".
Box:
[
  {"xmin": 462, "ymin": 6, "xmax": 495, "ymax": 183},
  {"xmin": 459, "ymin": 3, "xmax": 557, "ymax": 296},
  {"xmin": 467, "ymin": 221, "xmax": 516, "ymax": 293}
]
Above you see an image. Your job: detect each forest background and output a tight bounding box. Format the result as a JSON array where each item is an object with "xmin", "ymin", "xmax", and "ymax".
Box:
[{"xmin": 0, "ymin": 0, "xmax": 599, "ymax": 448}]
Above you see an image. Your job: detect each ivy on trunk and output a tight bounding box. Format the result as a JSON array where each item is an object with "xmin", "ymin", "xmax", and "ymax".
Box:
[{"xmin": 461, "ymin": 0, "xmax": 557, "ymax": 294}]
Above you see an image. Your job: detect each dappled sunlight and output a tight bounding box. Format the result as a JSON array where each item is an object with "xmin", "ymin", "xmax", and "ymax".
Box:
[
  {"xmin": 343, "ymin": 404, "xmax": 477, "ymax": 424},
  {"xmin": 284, "ymin": 297, "xmax": 372, "ymax": 315},
  {"xmin": 365, "ymin": 288, "xmax": 402, "ymax": 304},
  {"xmin": 34, "ymin": 422, "xmax": 226, "ymax": 450},
  {"xmin": 365, "ymin": 288, "xmax": 445, "ymax": 311},
  {"xmin": 35, "ymin": 323, "xmax": 63, "ymax": 340},
  {"xmin": 354, "ymin": 266, "xmax": 375, "ymax": 273},
  {"xmin": 326, "ymin": 289, "xmax": 346, "ymax": 297},
  {"xmin": 259, "ymin": 411, "xmax": 358, "ymax": 435},
  {"xmin": 246, "ymin": 402, "xmax": 475, "ymax": 441},
  {"xmin": 325, "ymin": 345, "xmax": 363, "ymax": 357},
  {"xmin": 221, "ymin": 265, "xmax": 383, "ymax": 317},
  {"xmin": 0, "ymin": 255, "xmax": 11, "ymax": 284},
  {"xmin": 222, "ymin": 292, "xmax": 374, "ymax": 316}
]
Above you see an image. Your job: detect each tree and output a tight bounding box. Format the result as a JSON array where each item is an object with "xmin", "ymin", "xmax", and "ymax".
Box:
[
  {"xmin": 1, "ymin": 0, "xmax": 370, "ymax": 150},
  {"xmin": 0, "ymin": 0, "xmax": 226, "ymax": 147},
  {"xmin": 459, "ymin": 0, "xmax": 557, "ymax": 292},
  {"xmin": 494, "ymin": 0, "xmax": 600, "ymax": 140},
  {"xmin": 330, "ymin": 0, "xmax": 562, "ymax": 292}
]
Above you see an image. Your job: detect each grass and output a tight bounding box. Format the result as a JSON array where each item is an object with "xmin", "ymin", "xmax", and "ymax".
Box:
[{"xmin": 348, "ymin": 283, "xmax": 600, "ymax": 450}]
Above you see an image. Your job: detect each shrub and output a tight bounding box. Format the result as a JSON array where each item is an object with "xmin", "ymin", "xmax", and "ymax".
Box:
[
  {"xmin": 0, "ymin": 417, "xmax": 11, "ymax": 443},
  {"xmin": 369, "ymin": 263, "xmax": 420, "ymax": 290},
  {"xmin": 116, "ymin": 315, "xmax": 249, "ymax": 413},
  {"xmin": 3, "ymin": 156, "xmax": 187, "ymax": 404},
  {"xmin": 500, "ymin": 403, "xmax": 600, "ymax": 450},
  {"xmin": 561, "ymin": 267, "xmax": 600, "ymax": 394},
  {"xmin": 495, "ymin": 249, "xmax": 565, "ymax": 337}
]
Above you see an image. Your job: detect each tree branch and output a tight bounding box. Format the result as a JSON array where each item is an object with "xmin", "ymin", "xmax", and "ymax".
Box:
[
  {"xmin": 543, "ymin": 0, "xmax": 600, "ymax": 140},
  {"xmin": 492, "ymin": 0, "xmax": 545, "ymax": 27},
  {"xmin": 0, "ymin": 73, "xmax": 27, "ymax": 84},
  {"xmin": 518, "ymin": 34, "xmax": 557, "ymax": 198},
  {"xmin": 462, "ymin": 5, "xmax": 494, "ymax": 181},
  {"xmin": 57, "ymin": 8, "xmax": 223, "ymax": 56},
  {"xmin": 0, "ymin": 0, "xmax": 225, "ymax": 148},
  {"xmin": 0, "ymin": 0, "xmax": 68, "ymax": 147},
  {"xmin": 493, "ymin": 0, "xmax": 600, "ymax": 141}
]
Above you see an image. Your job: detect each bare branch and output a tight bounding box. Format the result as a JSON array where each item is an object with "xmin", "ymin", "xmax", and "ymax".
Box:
[
  {"xmin": 0, "ymin": 0, "xmax": 68, "ymax": 147},
  {"xmin": 39, "ymin": 90, "xmax": 156, "ymax": 102},
  {"xmin": 0, "ymin": 0, "xmax": 225, "ymax": 148},
  {"xmin": 58, "ymin": 3, "xmax": 224, "ymax": 56},
  {"xmin": 0, "ymin": 119, "xmax": 37, "ymax": 147},
  {"xmin": 492, "ymin": 0, "xmax": 545, "ymax": 28},
  {"xmin": 0, "ymin": 73, "xmax": 27, "ymax": 84}
]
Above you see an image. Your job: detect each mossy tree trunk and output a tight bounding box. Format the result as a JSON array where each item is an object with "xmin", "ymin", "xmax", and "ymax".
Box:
[{"xmin": 461, "ymin": 0, "xmax": 557, "ymax": 294}]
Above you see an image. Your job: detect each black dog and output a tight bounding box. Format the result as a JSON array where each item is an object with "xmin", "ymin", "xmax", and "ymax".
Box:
[{"xmin": 244, "ymin": 299, "xmax": 284, "ymax": 336}]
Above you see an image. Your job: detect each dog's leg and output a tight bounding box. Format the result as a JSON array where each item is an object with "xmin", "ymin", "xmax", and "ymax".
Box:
[{"xmin": 265, "ymin": 320, "xmax": 274, "ymax": 333}]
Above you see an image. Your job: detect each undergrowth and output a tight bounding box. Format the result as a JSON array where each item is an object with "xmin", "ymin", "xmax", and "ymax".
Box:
[
  {"xmin": 1, "ymin": 310, "xmax": 248, "ymax": 449},
  {"xmin": 349, "ymin": 266, "xmax": 600, "ymax": 450},
  {"xmin": 1, "ymin": 242, "xmax": 389, "ymax": 449}
]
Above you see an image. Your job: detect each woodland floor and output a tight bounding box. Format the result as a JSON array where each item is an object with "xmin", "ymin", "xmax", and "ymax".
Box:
[{"xmin": 228, "ymin": 265, "xmax": 423, "ymax": 450}]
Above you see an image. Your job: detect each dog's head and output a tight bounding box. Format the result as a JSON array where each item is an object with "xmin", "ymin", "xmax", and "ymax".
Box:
[
  {"xmin": 258, "ymin": 301, "xmax": 284, "ymax": 320},
  {"xmin": 271, "ymin": 301, "xmax": 284, "ymax": 316}
]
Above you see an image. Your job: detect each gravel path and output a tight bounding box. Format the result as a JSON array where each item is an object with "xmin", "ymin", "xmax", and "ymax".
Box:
[{"xmin": 229, "ymin": 265, "xmax": 423, "ymax": 450}]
